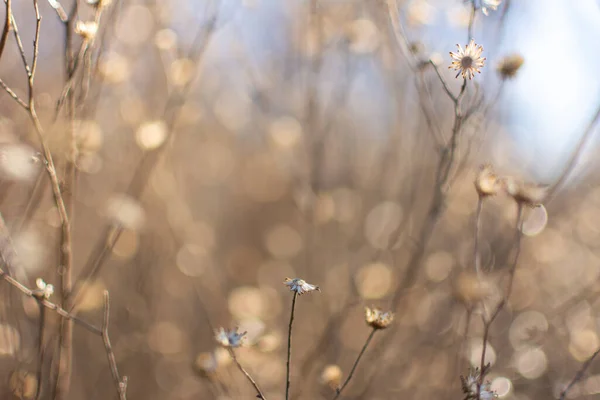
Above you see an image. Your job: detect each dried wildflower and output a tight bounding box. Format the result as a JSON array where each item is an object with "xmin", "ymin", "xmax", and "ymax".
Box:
[
  {"xmin": 320, "ymin": 364, "xmax": 343, "ymax": 390},
  {"xmin": 481, "ymin": 0, "xmax": 502, "ymax": 16},
  {"xmin": 283, "ymin": 277, "xmax": 320, "ymax": 295},
  {"xmin": 474, "ymin": 164, "xmax": 500, "ymax": 197},
  {"xmin": 503, "ymin": 177, "xmax": 549, "ymax": 207},
  {"xmin": 453, "ymin": 272, "xmax": 494, "ymax": 306},
  {"xmin": 449, "ymin": 40, "xmax": 486, "ymax": 80},
  {"xmin": 215, "ymin": 327, "xmax": 246, "ymax": 348},
  {"xmin": 33, "ymin": 278, "xmax": 53, "ymax": 299},
  {"xmin": 74, "ymin": 21, "xmax": 98, "ymax": 41},
  {"xmin": 365, "ymin": 307, "xmax": 394, "ymax": 330},
  {"xmin": 497, "ymin": 54, "xmax": 524, "ymax": 79},
  {"xmin": 460, "ymin": 367, "xmax": 498, "ymax": 400}
]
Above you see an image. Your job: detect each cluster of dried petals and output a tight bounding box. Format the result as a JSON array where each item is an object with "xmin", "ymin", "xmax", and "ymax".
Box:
[
  {"xmin": 215, "ymin": 327, "xmax": 246, "ymax": 348},
  {"xmin": 481, "ymin": 0, "xmax": 502, "ymax": 16},
  {"xmin": 75, "ymin": 21, "xmax": 98, "ymax": 41},
  {"xmin": 283, "ymin": 277, "xmax": 320, "ymax": 295},
  {"xmin": 474, "ymin": 164, "xmax": 501, "ymax": 198},
  {"xmin": 503, "ymin": 177, "xmax": 549, "ymax": 208},
  {"xmin": 364, "ymin": 307, "xmax": 394, "ymax": 330},
  {"xmin": 449, "ymin": 40, "xmax": 486, "ymax": 80},
  {"xmin": 460, "ymin": 367, "xmax": 498, "ymax": 400},
  {"xmin": 497, "ymin": 54, "xmax": 524, "ymax": 79}
]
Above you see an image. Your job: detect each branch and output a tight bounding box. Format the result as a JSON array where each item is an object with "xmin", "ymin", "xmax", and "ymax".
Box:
[{"xmin": 102, "ymin": 292, "xmax": 128, "ymax": 400}]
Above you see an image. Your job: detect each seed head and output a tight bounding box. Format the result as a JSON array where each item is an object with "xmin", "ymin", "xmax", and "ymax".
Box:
[
  {"xmin": 320, "ymin": 364, "xmax": 343, "ymax": 390},
  {"xmin": 497, "ymin": 54, "xmax": 524, "ymax": 79},
  {"xmin": 365, "ymin": 307, "xmax": 394, "ymax": 330},
  {"xmin": 74, "ymin": 21, "xmax": 98, "ymax": 41},
  {"xmin": 33, "ymin": 279, "xmax": 54, "ymax": 299},
  {"xmin": 474, "ymin": 164, "xmax": 501, "ymax": 197},
  {"xmin": 503, "ymin": 177, "xmax": 549, "ymax": 208}
]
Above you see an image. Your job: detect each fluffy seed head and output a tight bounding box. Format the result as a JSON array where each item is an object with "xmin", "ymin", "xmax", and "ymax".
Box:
[{"xmin": 365, "ymin": 307, "xmax": 394, "ymax": 329}]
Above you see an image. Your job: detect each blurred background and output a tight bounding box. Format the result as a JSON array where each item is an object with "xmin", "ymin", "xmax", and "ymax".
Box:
[{"xmin": 0, "ymin": 0, "xmax": 600, "ymax": 399}]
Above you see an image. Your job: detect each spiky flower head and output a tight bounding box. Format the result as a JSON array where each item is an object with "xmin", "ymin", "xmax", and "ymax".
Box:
[
  {"xmin": 449, "ymin": 40, "xmax": 486, "ymax": 80},
  {"xmin": 283, "ymin": 277, "xmax": 320, "ymax": 295},
  {"xmin": 497, "ymin": 54, "xmax": 524, "ymax": 79},
  {"xmin": 215, "ymin": 327, "xmax": 246, "ymax": 348},
  {"xmin": 481, "ymin": 0, "xmax": 502, "ymax": 16},
  {"xmin": 460, "ymin": 367, "xmax": 498, "ymax": 400},
  {"xmin": 365, "ymin": 307, "xmax": 394, "ymax": 330}
]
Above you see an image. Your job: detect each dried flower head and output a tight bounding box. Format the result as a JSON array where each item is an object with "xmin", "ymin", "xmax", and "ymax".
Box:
[
  {"xmin": 283, "ymin": 277, "xmax": 320, "ymax": 295},
  {"xmin": 365, "ymin": 307, "xmax": 394, "ymax": 329},
  {"xmin": 460, "ymin": 367, "xmax": 497, "ymax": 400},
  {"xmin": 481, "ymin": 0, "xmax": 502, "ymax": 16},
  {"xmin": 320, "ymin": 364, "xmax": 343, "ymax": 390},
  {"xmin": 449, "ymin": 40, "xmax": 486, "ymax": 79},
  {"xmin": 474, "ymin": 164, "xmax": 500, "ymax": 197},
  {"xmin": 497, "ymin": 54, "xmax": 524, "ymax": 79},
  {"xmin": 215, "ymin": 327, "xmax": 246, "ymax": 348},
  {"xmin": 503, "ymin": 177, "xmax": 549, "ymax": 207},
  {"xmin": 74, "ymin": 21, "xmax": 98, "ymax": 41},
  {"xmin": 452, "ymin": 271, "xmax": 496, "ymax": 306},
  {"xmin": 33, "ymin": 278, "xmax": 53, "ymax": 299}
]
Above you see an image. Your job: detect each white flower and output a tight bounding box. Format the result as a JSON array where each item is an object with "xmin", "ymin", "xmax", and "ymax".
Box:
[
  {"xmin": 481, "ymin": 0, "xmax": 502, "ymax": 16},
  {"xmin": 34, "ymin": 278, "xmax": 54, "ymax": 299},
  {"xmin": 215, "ymin": 327, "xmax": 246, "ymax": 348},
  {"xmin": 283, "ymin": 277, "xmax": 320, "ymax": 295}
]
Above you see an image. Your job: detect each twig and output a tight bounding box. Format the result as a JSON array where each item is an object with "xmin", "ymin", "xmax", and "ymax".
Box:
[
  {"xmin": 35, "ymin": 302, "xmax": 46, "ymax": 400},
  {"xmin": 430, "ymin": 60, "xmax": 458, "ymax": 104},
  {"xmin": 227, "ymin": 348, "xmax": 266, "ymax": 400},
  {"xmin": 0, "ymin": 0, "xmax": 11, "ymax": 62},
  {"xmin": 333, "ymin": 328, "xmax": 377, "ymax": 400},
  {"xmin": 102, "ymin": 292, "xmax": 128, "ymax": 400},
  {"xmin": 285, "ymin": 292, "xmax": 298, "ymax": 400},
  {"xmin": 0, "ymin": 77, "xmax": 28, "ymax": 109},
  {"xmin": 473, "ymin": 197, "xmax": 483, "ymax": 276},
  {"xmin": 559, "ymin": 347, "xmax": 600, "ymax": 400}
]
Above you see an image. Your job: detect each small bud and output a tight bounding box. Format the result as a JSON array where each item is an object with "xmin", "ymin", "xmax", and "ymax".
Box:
[
  {"xmin": 474, "ymin": 164, "xmax": 501, "ymax": 197},
  {"xmin": 497, "ymin": 54, "xmax": 524, "ymax": 79},
  {"xmin": 33, "ymin": 278, "xmax": 53, "ymax": 299},
  {"xmin": 320, "ymin": 364, "xmax": 343, "ymax": 390}
]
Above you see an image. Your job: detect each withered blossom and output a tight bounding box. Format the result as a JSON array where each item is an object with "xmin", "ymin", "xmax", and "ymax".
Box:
[
  {"xmin": 283, "ymin": 277, "xmax": 320, "ymax": 295},
  {"xmin": 365, "ymin": 307, "xmax": 394, "ymax": 330}
]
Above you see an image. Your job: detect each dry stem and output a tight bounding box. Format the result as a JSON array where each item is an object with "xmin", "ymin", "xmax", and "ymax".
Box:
[
  {"xmin": 333, "ymin": 328, "xmax": 377, "ymax": 400},
  {"xmin": 285, "ymin": 291, "xmax": 298, "ymax": 400},
  {"xmin": 227, "ymin": 348, "xmax": 266, "ymax": 400}
]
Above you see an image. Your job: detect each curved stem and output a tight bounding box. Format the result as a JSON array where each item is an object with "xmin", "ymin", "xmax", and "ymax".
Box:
[
  {"xmin": 333, "ymin": 328, "xmax": 377, "ymax": 399},
  {"xmin": 228, "ymin": 348, "xmax": 266, "ymax": 400}
]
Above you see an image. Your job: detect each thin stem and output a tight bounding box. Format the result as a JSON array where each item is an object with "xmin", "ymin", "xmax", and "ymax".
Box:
[
  {"xmin": 467, "ymin": 0, "xmax": 476, "ymax": 42},
  {"xmin": 228, "ymin": 348, "xmax": 266, "ymax": 400},
  {"xmin": 102, "ymin": 292, "xmax": 128, "ymax": 400},
  {"xmin": 333, "ymin": 328, "xmax": 377, "ymax": 400},
  {"xmin": 505, "ymin": 203, "xmax": 524, "ymax": 300},
  {"xmin": 473, "ymin": 197, "xmax": 483, "ymax": 276},
  {"xmin": 285, "ymin": 292, "xmax": 298, "ymax": 400},
  {"xmin": 547, "ymin": 102, "xmax": 600, "ymax": 201},
  {"xmin": 35, "ymin": 302, "xmax": 46, "ymax": 400},
  {"xmin": 429, "ymin": 60, "xmax": 458, "ymax": 104},
  {"xmin": 559, "ymin": 347, "xmax": 600, "ymax": 400}
]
